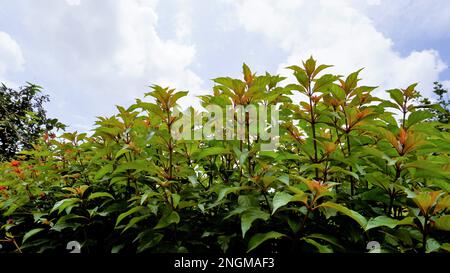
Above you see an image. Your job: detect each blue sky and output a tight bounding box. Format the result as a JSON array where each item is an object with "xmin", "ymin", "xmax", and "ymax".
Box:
[{"xmin": 1, "ymin": 0, "xmax": 449, "ymax": 132}]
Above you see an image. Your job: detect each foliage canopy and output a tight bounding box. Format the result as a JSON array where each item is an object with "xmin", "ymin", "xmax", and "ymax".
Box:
[
  {"xmin": 0, "ymin": 58, "xmax": 449, "ymax": 254},
  {"xmin": 0, "ymin": 83, "xmax": 64, "ymax": 161}
]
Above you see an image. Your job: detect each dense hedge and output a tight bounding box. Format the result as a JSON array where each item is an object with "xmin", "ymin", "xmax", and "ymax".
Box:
[{"xmin": 0, "ymin": 58, "xmax": 449, "ymax": 253}]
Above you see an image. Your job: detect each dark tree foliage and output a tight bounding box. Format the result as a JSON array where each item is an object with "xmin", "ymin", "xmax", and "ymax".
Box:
[
  {"xmin": 0, "ymin": 83, "xmax": 65, "ymax": 161},
  {"xmin": 420, "ymin": 81, "xmax": 450, "ymax": 124}
]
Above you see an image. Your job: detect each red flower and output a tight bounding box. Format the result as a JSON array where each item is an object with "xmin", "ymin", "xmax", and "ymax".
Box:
[
  {"xmin": 11, "ymin": 160, "xmax": 20, "ymax": 167},
  {"xmin": 0, "ymin": 185, "xmax": 8, "ymax": 191},
  {"xmin": 49, "ymin": 133, "xmax": 56, "ymax": 139}
]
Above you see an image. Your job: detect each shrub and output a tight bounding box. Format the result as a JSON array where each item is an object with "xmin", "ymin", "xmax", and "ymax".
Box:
[{"xmin": 0, "ymin": 58, "xmax": 449, "ymax": 253}]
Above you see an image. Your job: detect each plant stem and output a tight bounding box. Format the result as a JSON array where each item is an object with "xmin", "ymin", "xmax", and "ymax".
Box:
[
  {"xmin": 341, "ymin": 104, "xmax": 355, "ymax": 195},
  {"xmin": 167, "ymin": 111, "xmax": 173, "ymax": 179},
  {"xmin": 12, "ymin": 238, "xmax": 22, "ymax": 253},
  {"xmin": 422, "ymin": 215, "xmax": 429, "ymax": 253},
  {"xmin": 388, "ymin": 192, "xmax": 394, "ymax": 217},
  {"xmin": 308, "ymin": 87, "xmax": 319, "ymax": 179},
  {"xmin": 402, "ymin": 96, "xmax": 408, "ymax": 129},
  {"xmin": 262, "ymin": 189, "xmax": 271, "ymax": 213},
  {"xmin": 246, "ymin": 111, "xmax": 252, "ymax": 176},
  {"xmin": 300, "ymin": 209, "xmax": 311, "ymax": 234}
]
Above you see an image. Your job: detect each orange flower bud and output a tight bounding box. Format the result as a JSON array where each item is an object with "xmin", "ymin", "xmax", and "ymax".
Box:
[
  {"xmin": 399, "ymin": 128, "xmax": 407, "ymax": 145},
  {"xmin": 311, "ymin": 95, "xmax": 321, "ymax": 104},
  {"xmin": 11, "ymin": 160, "xmax": 20, "ymax": 167},
  {"xmin": 330, "ymin": 98, "xmax": 341, "ymax": 107}
]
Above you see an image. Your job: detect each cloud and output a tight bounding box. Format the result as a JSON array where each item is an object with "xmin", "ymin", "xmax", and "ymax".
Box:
[
  {"xmin": 174, "ymin": 0, "xmax": 193, "ymax": 41},
  {"xmin": 0, "ymin": 31, "xmax": 25, "ymax": 82},
  {"xmin": 114, "ymin": 0, "xmax": 203, "ymax": 108},
  {"xmin": 352, "ymin": 0, "xmax": 450, "ymax": 40},
  {"xmin": 65, "ymin": 0, "xmax": 81, "ymax": 6},
  {"xmin": 366, "ymin": 0, "xmax": 381, "ymax": 6},
  {"xmin": 4, "ymin": 0, "xmax": 203, "ymax": 131},
  {"xmin": 442, "ymin": 80, "xmax": 450, "ymax": 91},
  {"xmin": 230, "ymin": 0, "xmax": 447, "ymax": 100},
  {"xmin": 2, "ymin": 0, "xmax": 448, "ymax": 133}
]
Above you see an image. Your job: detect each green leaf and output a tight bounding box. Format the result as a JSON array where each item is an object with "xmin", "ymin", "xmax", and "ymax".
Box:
[
  {"xmin": 170, "ymin": 91, "xmax": 189, "ymax": 106},
  {"xmin": 114, "ymin": 160, "xmax": 148, "ymax": 174},
  {"xmin": 345, "ymin": 68, "xmax": 363, "ymax": 91},
  {"xmin": 312, "ymin": 64, "xmax": 333, "ymax": 79},
  {"xmin": 50, "ymin": 198, "xmax": 81, "ymax": 214},
  {"xmin": 213, "ymin": 77, "xmax": 235, "ymax": 89},
  {"xmin": 137, "ymin": 233, "xmax": 164, "ymax": 253},
  {"xmin": 293, "ymin": 70, "xmax": 309, "ymax": 90},
  {"xmin": 387, "ymin": 89, "xmax": 404, "ymax": 107},
  {"xmin": 22, "ymin": 228, "xmax": 45, "ymax": 244},
  {"xmin": 216, "ymin": 186, "xmax": 250, "ymax": 203},
  {"xmin": 306, "ymin": 233, "xmax": 345, "ymax": 251},
  {"xmin": 111, "ymin": 244, "xmax": 125, "ymax": 253},
  {"xmin": 379, "ymin": 100, "xmax": 401, "ymax": 111},
  {"xmin": 272, "ymin": 191, "xmax": 294, "ymax": 215},
  {"xmin": 115, "ymin": 147, "xmax": 130, "ymax": 160},
  {"xmin": 243, "ymin": 63, "xmax": 252, "ymax": 83},
  {"xmin": 440, "ymin": 243, "xmax": 450, "ymax": 252},
  {"xmin": 154, "ymin": 211, "xmax": 180, "ymax": 229},
  {"xmin": 171, "ymin": 193, "xmax": 181, "ymax": 209},
  {"xmin": 365, "ymin": 216, "xmax": 414, "ymax": 231},
  {"xmin": 195, "ymin": 147, "xmax": 230, "ymax": 160},
  {"xmin": 88, "ymin": 192, "xmax": 114, "ymax": 200},
  {"xmin": 432, "ymin": 180, "xmax": 450, "ymax": 193},
  {"xmin": 318, "ymin": 201, "xmax": 367, "ymax": 228},
  {"xmin": 304, "ymin": 57, "xmax": 316, "ymax": 76},
  {"xmin": 404, "ymin": 161, "xmax": 450, "ymax": 180},
  {"xmin": 51, "ymin": 214, "xmax": 87, "ymax": 232},
  {"xmin": 406, "ymin": 111, "xmax": 434, "ymax": 128},
  {"xmin": 217, "ymin": 235, "xmax": 232, "ymax": 253},
  {"xmin": 247, "ymin": 231, "xmax": 287, "ymax": 253},
  {"xmin": 434, "ymin": 215, "xmax": 450, "ymax": 231},
  {"xmin": 302, "ymin": 238, "xmax": 333, "ymax": 253},
  {"xmin": 363, "ymin": 147, "xmax": 397, "ymax": 166},
  {"xmin": 313, "ymin": 74, "xmax": 337, "ymax": 93},
  {"xmin": 329, "ymin": 84, "xmax": 346, "ymax": 100},
  {"xmin": 122, "ymin": 215, "xmax": 150, "ymax": 234},
  {"xmin": 241, "ymin": 208, "xmax": 270, "ymax": 238},
  {"xmin": 115, "ymin": 206, "xmax": 143, "ymax": 227},
  {"xmin": 426, "ymin": 238, "xmax": 441, "ymax": 253},
  {"xmin": 95, "ymin": 164, "xmax": 113, "ymax": 180}
]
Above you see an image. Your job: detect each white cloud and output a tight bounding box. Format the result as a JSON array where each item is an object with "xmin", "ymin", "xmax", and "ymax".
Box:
[
  {"xmin": 66, "ymin": 0, "xmax": 81, "ymax": 6},
  {"xmin": 114, "ymin": 0, "xmax": 203, "ymax": 108},
  {"xmin": 366, "ymin": 0, "xmax": 381, "ymax": 6},
  {"xmin": 0, "ymin": 32, "xmax": 25, "ymax": 81},
  {"xmin": 230, "ymin": 0, "xmax": 447, "ymax": 99},
  {"xmin": 442, "ymin": 80, "xmax": 450, "ymax": 91},
  {"xmin": 352, "ymin": 0, "xmax": 450, "ymax": 39},
  {"xmin": 0, "ymin": 1, "xmax": 204, "ymax": 132},
  {"xmin": 174, "ymin": 0, "xmax": 193, "ymax": 41},
  {"xmin": 2, "ymin": 0, "xmax": 448, "ymax": 133},
  {"xmin": 114, "ymin": 1, "xmax": 201, "ymax": 86}
]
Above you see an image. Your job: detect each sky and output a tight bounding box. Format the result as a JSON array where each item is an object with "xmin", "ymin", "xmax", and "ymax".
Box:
[{"xmin": 0, "ymin": 0, "xmax": 449, "ymax": 132}]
